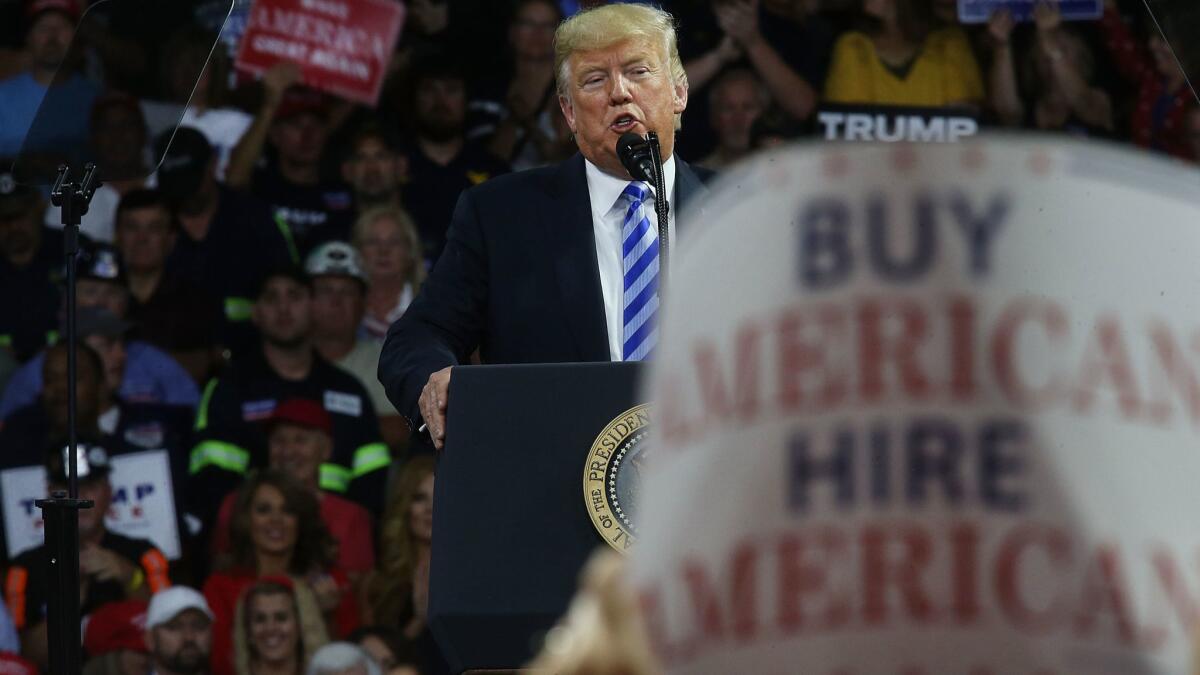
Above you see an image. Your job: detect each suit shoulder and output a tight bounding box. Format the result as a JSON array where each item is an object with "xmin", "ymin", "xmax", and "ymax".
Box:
[{"xmin": 460, "ymin": 163, "xmax": 563, "ymax": 207}]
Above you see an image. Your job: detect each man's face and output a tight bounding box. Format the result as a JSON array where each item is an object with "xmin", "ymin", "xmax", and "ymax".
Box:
[
  {"xmin": 83, "ymin": 333, "xmax": 127, "ymax": 392},
  {"xmin": 78, "ymin": 279, "xmax": 129, "ymax": 318},
  {"xmin": 271, "ymin": 113, "xmax": 327, "ymax": 167},
  {"xmin": 43, "ymin": 348, "xmax": 100, "ymax": 430},
  {"xmin": 415, "ymin": 77, "xmax": 466, "ymax": 143},
  {"xmin": 268, "ymin": 423, "xmax": 331, "ymax": 488},
  {"xmin": 558, "ymin": 38, "xmax": 688, "ymax": 177},
  {"xmin": 711, "ymin": 78, "xmax": 765, "ymax": 154},
  {"xmin": 253, "ymin": 277, "xmax": 312, "ymax": 349},
  {"xmin": 115, "ymin": 205, "xmax": 175, "ymax": 275},
  {"xmin": 27, "ymin": 11, "xmax": 72, "ymax": 71},
  {"xmin": 146, "ymin": 609, "xmax": 212, "ymax": 675},
  {"xmin": 509, "ymin": 1, "xmax": 558, "ymax": 61},
  {"xmin": 92, "ymin": 106, "xmax": 147, "ymax": 171},
  {"xmin": 310, "ymin": 276, "xmax": 364, "ymax": 341},
  {"xmin": 0, "ymin": 203, "xmax": 41, "ymax": 264},
  {"xmin": 342, "ymin": 138, "xmax": 403, "ymax": 203}
]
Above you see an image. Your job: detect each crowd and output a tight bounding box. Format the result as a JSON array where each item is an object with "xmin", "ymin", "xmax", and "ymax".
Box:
[{"xmin": 0, "ymin": 0, "xmax": 1195, "ymax": 673}]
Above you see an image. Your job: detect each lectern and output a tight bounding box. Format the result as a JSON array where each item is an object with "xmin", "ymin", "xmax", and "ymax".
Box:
[{"xmin": 427, "ymin": 361, "xmax": 643, "ymax": 673}]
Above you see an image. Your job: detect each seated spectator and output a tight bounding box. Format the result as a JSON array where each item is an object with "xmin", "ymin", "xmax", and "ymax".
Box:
[
  {"xmin": 5, "ymin": 440, "xmax": 171, "ymax": 670},
  {"xmin": 824, "ymin": 0, "xmax": 984, "ymax": 108},
  {"xmin": 749, "ymin": 106, "xmax": 804, "ymax": 151},
  {"xmin": 82, "ymin": 600, "xmax": 152, "ymax": 675},
  {"xmin": 340, "ymin": 125, "xmax": 407, "ymax": 217},
  {"xmin": 401, "ymin": 55, "xmax": 511, "ymax": 265},
  {"xmin": 189, "ymin": 268, "xmax": 389, "ymax": 531},
  {"xmin": 144, "ymin": 587, "xmax": 214, "ymax": 675},
  {"xmin": 156, "ymin": 128, "xmax": 296, "ymax": 359},
  {"xmin": 700, "ymin": 68, "xmax": 769, "ymax": 170},
  {"xmin": 45, "ymin": 93, "xmax": 152, "ymax": 243},
  {"xmin": 361, "ymin": 456, "xmax": 433, "ymax": 642},
  {"xmin": 0, "ymin": 163, "xmax": 75, "ymax": 363},
  {"xmin": 212, "ymin": 399, "xmax": 376, "ymax": 579},
  {"xmin": 353, "ymin": 208, "xmax": 425, "ymax": 343},
  {"xmin": 306, "ymin": 643, "xmax": 379, "ymax": 675},
  {"xmin": 306, "ymin": 242, "xmax": 405, "ymax": 448},
  {"xmin": 0, "ymin": 288, "xmax": 200, "ymax": 419},
  {"xmin": 987, "ymin": 5, "xmax": 1113, "ymax": 135},
  {"xmin": 227, "ymin": 67, "xmax": 354, "ymax": 255},
  {"xmin": 348, "ymin": 626, "xmax": 417, "ymax": 675},
  {"xmin": 0, "ymin": 0, "xmax": 99, "ymax": 159},
  {"xmin": 1098, "ymin": 0, "xmax": 1194, "ymax": 159},
  {"xmin": 234, "ymin": 578, "xmax": 330, "ymax": 675},
  {"xmin": 114, "ymin": 189, "xmax": 224, "ymax": 385},
  {"xmin": 472, "ymin": 0, "xmax": 575, "ymax": 170},
  {"xmin": 204, "ymin": 470, "xmax": 358, "ymax": 675}
]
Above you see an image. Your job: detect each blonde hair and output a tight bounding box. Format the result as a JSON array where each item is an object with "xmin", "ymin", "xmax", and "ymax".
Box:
[
  {"xmin": 233, "ymin": 578, "xmax": 330, "ymax": 675},
  {"xmin": 362, "ymin": 455, "xmax": 436, "ymax": 628},
  {"xmin": 352, "ymin": 206, "xmax": 427, "ymax": 291},
  {"xmin": 553, "ymin": 4, "xmax": 687, "ymax": 127}
]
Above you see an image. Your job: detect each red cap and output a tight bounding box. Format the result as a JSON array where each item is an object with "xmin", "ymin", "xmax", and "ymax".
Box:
[
  {"xmin": 0, "ymin": 653, "xmax": 38, "ymax": 675},
  {"xmin": 270, "ymin": 398, "xmax": 333, "ymax": 435},
  {"xmin": 274, "ymin": 87, "xmax": 328, "ymax": 122},
  {"xmin": 84, "ymin": 600, "xmax": 149, "ymax": 656},
  {"xmin": 25, "ymin": 0, "xmax": 80, "ymax": 20}
]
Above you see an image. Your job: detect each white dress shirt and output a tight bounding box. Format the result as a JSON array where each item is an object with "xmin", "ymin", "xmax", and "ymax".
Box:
[{"xmin": 585, "ymin": 156, "xmax": 676, "ymax": 362}]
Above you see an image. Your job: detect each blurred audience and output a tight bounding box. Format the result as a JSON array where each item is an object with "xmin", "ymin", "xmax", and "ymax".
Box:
[
  {"xmin": 361, "ymin": 456, "xmax": 433, "ymax": 643},
  {"xmin": 824, "ymin": 0, "xmax": 984, "ymax": 107},
  {"xmin": 305, "ymin": 242, "xmax": 406, "ymax": 448},
  {"xmin": 144, "ymin": 587, "xmax": 214, "ymax": 675},
  {"xmin": 306, "ymin": 643, "xmax": 379, "ymax": 675},
  {"xmin": 188, "ymin": 268, "xmax": 389, "ymax": 533},
  {"xmin": 0, "ymin": 0, "xmax": 97, "ymax": 159},
  {"xmin": 353, "ymin": 208, "xmax": 425, "ymax": 343},
  {"xmin": 82, "ymin": 600, "xmax": 152, "ymax": 675},
  {"xmin": 340, "ymin": 126, "xmax": 407, "ymax": 216},
  {"xmin": 211, "ymin": 399, "xmax": 376, "ymax": 580},
  {"xmin": 114, "ymin": 189, "xmax": 224, "ymax": 385},
  {"xmin": 401, "ymin": 56, "xmax": 510, "ymax": 266},
  {"xmin": 348, "ymin": 626, "xmax": 417, "ymax": 675},
  {"xmin": 204, "ymin": 470, "xmax": 358, "ymax": 675},
  {"xmin": 0, "ymin": 163, "xmax": 66, "ymax": 363},
  {"xmin": 156, "ymin": 127, "xmax": 295, "ymax": 359},
  {"xmin": 233, "ymin": 578, "xmax": 330, "ymax": 675},
  {"xmin": 699, "ymin": 68, "xmax": 770, "ymax": 169},
  {"xmin": 5, "ymin": 440, "xmax": 170, "ymax": 670}
]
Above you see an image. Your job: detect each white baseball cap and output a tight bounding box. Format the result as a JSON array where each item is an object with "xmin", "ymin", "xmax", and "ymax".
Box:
[
  {"xmin": 305, "ymin": 241, "xmax": 366, "ymax": 283},
  {"xmin": 145, "ymin": 587, "xmax": 213, "ymax": 629}
]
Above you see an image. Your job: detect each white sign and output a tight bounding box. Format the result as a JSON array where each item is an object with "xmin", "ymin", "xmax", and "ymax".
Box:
[
  {"xmin": 2, "ymin": 449, "xmax": 181, "ymax": 559},
  {"xmin": 631, "ymin": 138, "xmax": 1200, "ymax": 673}
]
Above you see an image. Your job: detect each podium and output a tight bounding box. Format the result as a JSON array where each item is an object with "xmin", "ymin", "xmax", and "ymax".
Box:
[{"xmin": 428, "ymin": 362, "xmax": 643, "ymax": 673}]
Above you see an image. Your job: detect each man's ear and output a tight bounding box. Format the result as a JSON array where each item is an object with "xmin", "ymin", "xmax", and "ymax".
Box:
[
  {"xmin": 673, "ymin": 78, "xmax": 689, "ymax": 116},
  {"xmin": 558, "ymin": 94, "xmax": 578, "ymax": 134}
]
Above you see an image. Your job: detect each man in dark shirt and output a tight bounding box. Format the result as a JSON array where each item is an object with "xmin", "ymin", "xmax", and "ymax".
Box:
[
  {"xmin": 114, "ymin": 188, "xmax": 222, "ymax": 385},
  {"xmin": 188, "ymin": 268, "xmax": 389, "ymax": 531},
  {"xmin": 0, "ymin": 163, "xmax": 71, "ymax": 362},
  {"xmin": 340, "ymin": 123, "xmax": 407, "ymax": 217},
  {"xmin": 155, "ymin": 128, "xmax": 295, "ymax": 360},
  {"xmin": 401, "ymin": 57, "xmax": 511, "ymax": 266},
  {"xmin": 4, "ymin": 440, "xmax": 170, "ymax": 670}
]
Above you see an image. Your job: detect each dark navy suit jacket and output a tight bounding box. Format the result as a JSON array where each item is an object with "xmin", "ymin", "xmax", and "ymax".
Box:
[{"xmin": 378, "ymin": 152, "xmax": 710, "ymax": 428}]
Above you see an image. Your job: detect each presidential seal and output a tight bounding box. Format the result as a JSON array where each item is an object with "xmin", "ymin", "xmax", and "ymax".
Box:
[{"xmin": 583, "ymin": 404, "xmax": 650, "ymax": 553}]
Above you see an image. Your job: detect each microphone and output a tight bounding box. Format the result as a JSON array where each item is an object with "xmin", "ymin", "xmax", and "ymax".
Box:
[{"xmin": 616, "ymin": 132, "xmax": 656, "ymax": 183}]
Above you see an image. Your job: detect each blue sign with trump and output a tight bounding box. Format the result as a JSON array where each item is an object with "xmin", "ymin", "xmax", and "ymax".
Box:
[{"xmin": 958, "ymin": 0, "xmax": 1101, "ymax": 22}]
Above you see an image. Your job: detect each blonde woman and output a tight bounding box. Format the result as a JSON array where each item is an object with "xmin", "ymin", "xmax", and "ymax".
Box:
[
  {"xmin": 352, "ymin": 206, "xmax": 426, "ymax": 342},
  {"xmin": 234, "ymin": 578, "xmax": 330, "ymax": 675}
]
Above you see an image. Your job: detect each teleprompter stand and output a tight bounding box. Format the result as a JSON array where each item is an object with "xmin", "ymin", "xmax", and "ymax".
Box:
[{"xmin": 35, "ymin": 163, "xmax": 99, "ymax": 675}]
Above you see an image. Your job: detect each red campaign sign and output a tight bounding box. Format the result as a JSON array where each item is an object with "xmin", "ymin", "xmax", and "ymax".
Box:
[{"xmin": 235, "ymin": 0, "xmax": 405, "ymax": 106}]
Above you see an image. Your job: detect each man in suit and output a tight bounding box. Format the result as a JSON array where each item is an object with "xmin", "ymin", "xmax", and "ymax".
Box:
[{"xmin": 379, "ymin": 3, "xmax": 708, "ymax": 449}]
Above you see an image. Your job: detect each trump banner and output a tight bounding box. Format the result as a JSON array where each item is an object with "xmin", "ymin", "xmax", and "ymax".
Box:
[
  {"xmin": 631, "ymin": 138, "xmax": 1200, "ymax": 673},
  {"xmin": 958, "ymin": 0, "xmax": 1102, "ymax": 22},
  {"xmin": 2, "ymin": 450, "xmax": 181, "ymax": 559},
  {"xmin": 235, "ymin": 0, "xmax": 405, "ymax": 106}
]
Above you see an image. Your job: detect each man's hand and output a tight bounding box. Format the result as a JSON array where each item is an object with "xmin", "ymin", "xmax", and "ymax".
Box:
[
  {"xmin": 80, "ymin": 545, "xmax": 136, "ymax": 588},
  {"xmin": 262, "ymin": 61, "xmax": 303, "ymax": 110},
  {"xmin": 987, "ymin": 9, "xmax": 1015, "ymax": 47},
  {"xmin": 716, "ymin": 0, "xmax": 763, "ymax": 46},
  {"xmin": 419, "ymin": 367, "xmax": 453, "ymax": 450},
  {"xmin": 1033, "ymin": 0, "xmax": 1063, "ymax": 33}
]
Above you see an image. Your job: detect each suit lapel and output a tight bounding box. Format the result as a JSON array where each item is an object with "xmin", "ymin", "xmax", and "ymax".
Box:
[{"xmin": 545, "ymin": 154, "xmax": 611, "ymax": 362}]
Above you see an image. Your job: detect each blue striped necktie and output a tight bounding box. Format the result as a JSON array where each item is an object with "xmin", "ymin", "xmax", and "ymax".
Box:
[{"xmin": 619, "ymin": 181, "xmax": 658, "ymax": 361}]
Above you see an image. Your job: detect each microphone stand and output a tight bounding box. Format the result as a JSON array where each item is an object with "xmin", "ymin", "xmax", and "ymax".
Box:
[
  {"xmin": 645, "ymin": 132, "xmax": 669, "ymax": 293},
  {"xmin": 36, "ymin": 162, "xmax": 98, "ymax": 675}
]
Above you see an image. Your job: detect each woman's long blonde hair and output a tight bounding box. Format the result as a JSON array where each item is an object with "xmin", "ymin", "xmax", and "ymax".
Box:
[{"xmin": 363, "ymin": 455, "xmax": 436, "ymax": 627}]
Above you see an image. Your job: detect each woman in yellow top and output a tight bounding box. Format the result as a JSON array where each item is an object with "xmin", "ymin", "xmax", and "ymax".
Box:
[{"xmin": 824, "ymin": 0, "xmax": 985, "ymax": 108}]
